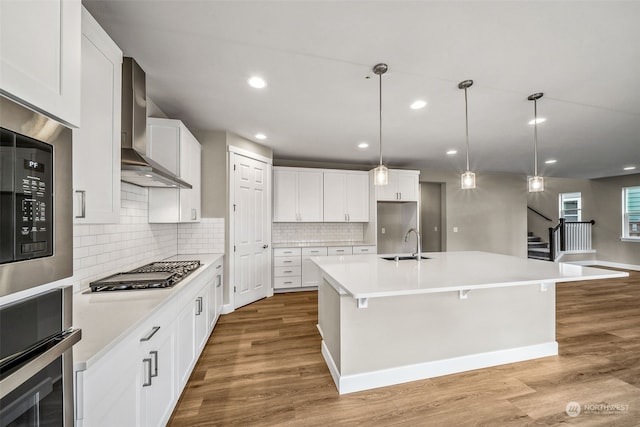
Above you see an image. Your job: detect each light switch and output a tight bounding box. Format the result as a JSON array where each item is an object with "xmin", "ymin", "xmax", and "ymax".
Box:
[
  {"xmin": 381, "ymin": 227, "xmax": 386, "ymax": 234},
  {"xmin": 453, "ymin": 227, "xmax": 459, "ymax": 232},
  {"xmin": 434, "ymin": 226, "xmax": 438, "ymax": 232}
]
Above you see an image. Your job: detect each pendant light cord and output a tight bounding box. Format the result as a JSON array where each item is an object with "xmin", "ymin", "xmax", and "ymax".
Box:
[
  {"xmin": 464, "ymin": 87, "xmax": 470, "ymax": 171},
  {"xmin": 534, "ymin": 99, "xmax": 538, "ymax": 176},
  {"xmin": 379, "ymin": 71, "xmax": 383, "ymax": 166}
]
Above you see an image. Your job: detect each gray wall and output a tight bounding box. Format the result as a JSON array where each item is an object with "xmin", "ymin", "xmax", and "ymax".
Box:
[
  {"xmin": 421, "ymin": 169, "xmax": 528, "ymax": 258},
  {"xmin": 528, "ymin": 174, "xmax": 640, "ymax": 266},
  {"xmin": 420, "ymin": 182, "xmax": 443, "ymax": 252}
]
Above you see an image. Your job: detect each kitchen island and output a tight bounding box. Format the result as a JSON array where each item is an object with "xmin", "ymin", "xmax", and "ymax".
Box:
[{"xmin": 312, "ymin": 251, "xmax": 628, "ymax": 394}]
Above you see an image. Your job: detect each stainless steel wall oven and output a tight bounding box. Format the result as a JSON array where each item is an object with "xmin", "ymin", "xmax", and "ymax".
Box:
[
  {"xmin": 0, "ymin": 96, "xmax": 72, "ymax": 297},
  {"xmin": 0, "ymin": 286, "xmax": 81, "ymax": 426}
]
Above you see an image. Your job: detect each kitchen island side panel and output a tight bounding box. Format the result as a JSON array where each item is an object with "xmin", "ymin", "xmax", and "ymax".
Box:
[
  {"xmin": 318, "ymin": 279, "xmax": 342, "ymax": 371},
  {"xmin": 338, "ymin": 283, "xmax": 556, "ymax": 376}
]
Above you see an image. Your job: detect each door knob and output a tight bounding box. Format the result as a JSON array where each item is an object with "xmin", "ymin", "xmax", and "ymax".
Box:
[{"xmin": 262, "ymin": 244, "xmax": 269, "ymax": 249}]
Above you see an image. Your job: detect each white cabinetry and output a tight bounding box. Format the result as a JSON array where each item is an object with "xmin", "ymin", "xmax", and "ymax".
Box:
[
  {"xmin": 375, "ymin": 170, "xmax": 420, "ymax": 202},
  {"xmin": 0, "ymin": 0, "xmax": 81, "ymax": 127},
  {"xmin": 323, "ymin": 171, "xmax": 369, "ymax": 222},
  {"xmin": 273, "ymin": 167, "xmax": 323, "ymax": 222},
  {"xmin": 209, "ymin": 261, "xmax": 224, "ymax": 329},
  {"xmin": 139, "ymin": 322, "xmax": 176, "ymax": 427},
  {"xmin": 176, "ymin": 276, "xmax": 211, "ymax": 391},
  {"xmin": 76, "ymin": 256, "xmax": 223, "ymax": 427},
  {"xmin": 302, "ymin": 247, "xmax": 328, "ymax": 287},
  {"xmin": 73, "ymin": 7, "xmax": 122, "ymax": 224},
  {"xmin": 273, "ymin": 245, "xmax": 376, "ymax": 291},
  {"xmin": 148, "ymin": 118, "xmax": 202, "ymax": 223}
]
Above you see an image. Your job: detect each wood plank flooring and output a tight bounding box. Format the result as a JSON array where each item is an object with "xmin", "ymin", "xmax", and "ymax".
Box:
[{"xmin": 169, "ymin": 268, "xmax": 640, "ymax": 426}]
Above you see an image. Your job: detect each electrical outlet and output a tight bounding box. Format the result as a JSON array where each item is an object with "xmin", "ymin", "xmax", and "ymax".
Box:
[
  {"xmin": 381, "ymin": 227, "xmax": 386, "ymax": 235},
  {"xmin": 453, "ymin": 227, "xmax": 459, "ymax": 232}
]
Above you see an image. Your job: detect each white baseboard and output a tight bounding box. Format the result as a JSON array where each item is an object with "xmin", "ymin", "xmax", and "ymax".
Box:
[
  {"xmin": 273, "ymin": 286, "xmax": 318, "ymax": 293},
  {"xmin": 591, "ymin": 260, "xmax": 640, "ymax": 271},
  {"xmin": 321, "ymin": 341, "xmax": 558, "ymax": 395},
  {"xmin": 221, "ymin": 303, "xmax": 234, "ymax": 315}
]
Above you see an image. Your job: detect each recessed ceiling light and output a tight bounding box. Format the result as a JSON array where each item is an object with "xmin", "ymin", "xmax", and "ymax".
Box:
[
  {"xmin": 358, "ymin": 142, "xmax": 369, "ymax": 149},
  {"xmin": 410, "ymin": 100, "xmax": 427, "ymax": 110},
  {"xmin": 446, "ymin": 150, "xmax": 457, "ymax": 155},
  {"xmin": 248, "ymin": 76, "xmax": 267, "ymax": 89},
  {"xmin": 528, "ymin": 117, "xmax": 547, "ymax": 125},
  {"xmin": 144, "ymin": 174, "xmax": 153, "ymax": 177},
  {"xmin": 624, "ymin": 166, "xmax": 636, "ymax": 171},
  {"xmin": 255, "ymin": 133, "xmax": 267, "ymax": 140},
  {"xmin": 545, "ymin": 159, "xmax": 557, "ymax": 164}
]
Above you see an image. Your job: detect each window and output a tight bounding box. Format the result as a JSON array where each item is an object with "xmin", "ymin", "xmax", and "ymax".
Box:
[
  {"xmin": 623, "ymin": 186, "xmax": 640, "ymax": 239},
  {"xmin": 560, "ymin": 192, "xmax": 582, "ymax": 222}
]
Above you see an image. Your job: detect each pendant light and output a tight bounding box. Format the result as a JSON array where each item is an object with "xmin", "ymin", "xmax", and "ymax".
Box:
[
  {"xmin": 528, "ymin": 93, "xmax": 544, "ymax": 192},
  {"xmin": 372, "ymin": 63, "xmax": 389, "ymax": 186},
  {"xmin": 459, "ymin": 80, "xmax": 476, "ymax": 189}
]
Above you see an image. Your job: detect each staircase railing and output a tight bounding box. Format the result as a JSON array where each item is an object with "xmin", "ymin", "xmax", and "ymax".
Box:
[
  {"xmin": 548, "ymin": 218, "xmax": 595, "ymax": 261},
  {"xmin": 528, "ymin": 206, "xmax": 553, "ymax": 222}
]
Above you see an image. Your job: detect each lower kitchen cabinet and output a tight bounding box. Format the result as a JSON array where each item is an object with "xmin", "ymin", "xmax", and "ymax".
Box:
[
  {"xmin": 273, "ymin": 245, "xmax": 376, "ymax": 291},
  {"xmin": 75, "ymin": 255, "xmax": 224, "ymax": 427}
]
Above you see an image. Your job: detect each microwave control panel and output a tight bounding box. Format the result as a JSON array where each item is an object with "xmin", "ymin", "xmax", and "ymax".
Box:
[{"xmin": 0, "ymin": 128, "xmax": 54, "ymax": 263}]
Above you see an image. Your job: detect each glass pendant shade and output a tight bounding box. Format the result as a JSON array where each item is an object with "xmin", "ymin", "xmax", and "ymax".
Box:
[
  {"xmin": 528, "ymin": 175, "xmax": 544, "ymax": 192},
  {"xmin": 373, "ymin": 164, "xmax": 389, "ymax": 186},
  {"xmin": 461, "ymin": 171, "xmax": 476, "ymax": 189}
]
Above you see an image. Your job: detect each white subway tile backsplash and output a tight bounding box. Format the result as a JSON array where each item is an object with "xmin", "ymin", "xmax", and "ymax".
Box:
[
  {"xmin": 177, "ymin": 218, "xmax": 225, "ymax": 255},
  {"xmin": 272, "ymin": 222, "xmax": 364, "ymax": 243}
]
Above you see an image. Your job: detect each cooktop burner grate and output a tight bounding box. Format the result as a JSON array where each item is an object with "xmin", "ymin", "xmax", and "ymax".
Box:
[{"xmin": 90, "ymin": 260, "xmax": 201, "ymax": 292}]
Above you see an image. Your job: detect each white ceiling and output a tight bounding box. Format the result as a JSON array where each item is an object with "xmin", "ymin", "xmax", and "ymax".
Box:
[{"xmin": 83, "ymin": 0, "xmax": 640, "ymax": 179}]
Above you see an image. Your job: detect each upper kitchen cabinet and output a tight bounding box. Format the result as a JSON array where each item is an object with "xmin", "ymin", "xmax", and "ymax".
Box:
[
  {"xmin": 73, "ymin": 7, "xmax": 122, "ymax": 224},
  {"xmin": 375, "ymin": 169, "xmax": 420, "ymax": 202},
  {"xmin": 323, "ymin": 171, "xmax": 369, "ymax": 222},
  {"xmin": 148, "ymin": 118, "xmax": 201, "ymax": 223},
  {"xmin": 273, "ymin": 167, "xmax": 323, "ymax": 222},
  {"xmin": 0, "ymin": 0, "xmax": 81, "ymax": 127}
]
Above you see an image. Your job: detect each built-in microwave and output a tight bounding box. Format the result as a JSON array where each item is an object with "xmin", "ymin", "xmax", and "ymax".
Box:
[{"xmin": 0, "ymin": 96, "xmax": 73, "ymax": 297}]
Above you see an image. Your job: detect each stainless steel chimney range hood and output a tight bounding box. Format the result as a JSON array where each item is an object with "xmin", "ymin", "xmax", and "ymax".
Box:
[{"xmin": 120, "ymin": 57, "xmax": 191, "ymax": 189}]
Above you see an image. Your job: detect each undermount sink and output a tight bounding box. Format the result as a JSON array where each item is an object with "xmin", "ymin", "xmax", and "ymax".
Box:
[{"xmin": 381, "ymin": 255, "xmax": 430, "ymax": 261}]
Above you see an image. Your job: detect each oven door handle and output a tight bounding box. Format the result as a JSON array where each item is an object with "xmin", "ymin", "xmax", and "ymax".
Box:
[{"xmin": 0, "ymin": 328, "xmax": 81, "ymax": 399}]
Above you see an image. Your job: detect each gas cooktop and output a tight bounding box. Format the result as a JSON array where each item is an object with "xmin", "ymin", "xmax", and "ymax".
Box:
[{"xmin": 90, "ymin": 260, "xmax": 201, "ymax": 292}]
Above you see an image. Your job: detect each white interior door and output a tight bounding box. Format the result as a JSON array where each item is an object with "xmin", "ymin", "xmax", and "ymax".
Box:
[{"xmin": 233, "ymin": 153, "xmax": 271, "ymax": 308}]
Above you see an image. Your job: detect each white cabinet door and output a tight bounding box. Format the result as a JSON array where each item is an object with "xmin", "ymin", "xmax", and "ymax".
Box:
[
  {"xmin": 375, "ymin": 172, "xmax": 399, "ymax": 201},
  {"xmin": 146, "ymin": 118, "xmax": 180, "ymax": 175},
  {"xmin": 273, "ymin": 168, "xmax": 298, "ymax": 222},
  {"xmin": 273, "ymin": 168, "xmax": 323, "ymax": 222},
  {"xmin": 209, "ymin": 261, "xmax": 224, "ymax": 329},
  {"xmin": 139, "ymin": 326, "xmax": 175, "ymax": 427},
  {"xmin": 0, "ymin": 0, "xmax": 81, "ymax": 127},
  {"xmin": 148, "ymin": 119, "xmax": 202, "ymax": 223},
  {"xmin": 73, "ymin": 7, "xmax": 122, "ymax": 224},
  {"xmin": 397, "ymin": 173, "xmax": 419, "ymax": 202},
  {"xmin": 346, "ymin": 173, "xmax": 369, "ymax": 221},
  {"xmin": 175, "ymin": 302, "xmax": 196, "ymax": 390},
  {"xmin": 323, "ymin": 171, "xmax": 369, "ymax": 222},
  {"xmin": 301, "ymin": 247, "xmax": 327, "ymax": 287},
  {"xmin": 323, "ymin": 172, "xmax": 346, "ymax": 222},
  {"xmin": 298, "ymin": 170, "xmax": 323, "ymax": 222},
  {"xmin": 375, "ymin": 170, "xmax": 419, "ymax": 202}
]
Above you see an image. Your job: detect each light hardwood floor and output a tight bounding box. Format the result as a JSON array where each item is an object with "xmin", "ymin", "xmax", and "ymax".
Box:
[{"xmin": 169, "ymin": 268, "xmax": 640, "ymax": 426}]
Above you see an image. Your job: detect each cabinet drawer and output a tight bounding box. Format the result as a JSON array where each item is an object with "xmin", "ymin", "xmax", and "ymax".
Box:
[
  {"xmin": 274, "ymin": 266, "xmax": 301, "ymax": 277},
  {"xmin": 302, "ymin": 247, "xmax": 328, "ymax": 257},
  {"xmin": 328, "ymin": 246, "xmax": 353, "ymax": 256},
  {"xmin": 274, "ymin": 256, "xmax": 301, "ymax": 267},
  {"xmin": 273, "ymin": 247, "xmax": 301, "ymax": 257},
  {"xmin": 274, "ymin": 276, "xmax": 302, "ymax": 289},
  {"xmin": 353, "ymin": 245, "xmax": 376, "ymax": 254}
]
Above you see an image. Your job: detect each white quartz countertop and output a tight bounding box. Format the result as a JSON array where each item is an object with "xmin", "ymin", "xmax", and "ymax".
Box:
[
  {"xmin": 311, "ymin": 251, "xmax": 629, "ymax": 299},
  {"xmin": 73, "ymin": 253, "xmax": 223, "ymax": 370},
  {"xmin": 273, "ymin": 241, "xmax": 375, "ymax": 248}
]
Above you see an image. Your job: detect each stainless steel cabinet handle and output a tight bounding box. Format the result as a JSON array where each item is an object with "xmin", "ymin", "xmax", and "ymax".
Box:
[
  {"xmin": 150, "ymin": 351, "xmax": 158, "ymax": 378},
  {"xmin": 75, "ymin": 190, "xmax": 86, "ymax": 218},
  {"xmin": 263, "ymin": 244, "xmax": 269, "ymax": 249},
  {"xmin": 196, "ymin": 297, "xmax": 203, "ymax": 315},
  {"xmin": 216, "ymin": 276, "xmax": 222, "ymax": 288},
  {"xmin": 216, "ymin": 264, "xmax": 222, "ymax": 269},
  {"xmin": 143, "ymin": 358, "xmax": 152, "ymax": 387},
  {"xmin": 283, "ymin": 260, "xmax": 292, "ymax": 263},
  {"xmin": 284, "ymin": 270, "xmax": 293, "ymax": 273},
  {"xmin": 336, "ymin": 250, "xmax": 345, "ymax": 252},
  {"xmin": 284, "ymin": 281, "xmax": 293, "ymax": 284},
  {"xmin": 140, "ymin": 326, "xmax": 160, "ymax": 342}
]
